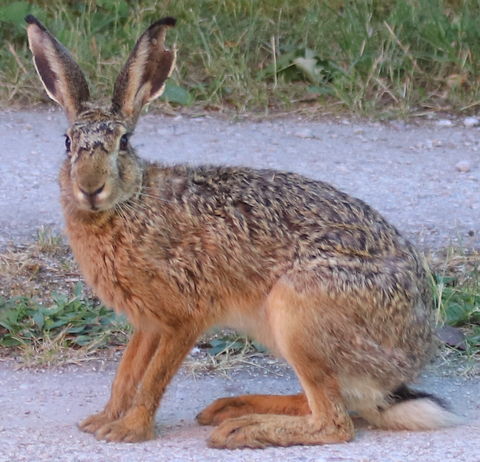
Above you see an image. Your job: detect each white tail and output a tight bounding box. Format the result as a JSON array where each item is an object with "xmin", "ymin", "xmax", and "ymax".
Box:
[{"xmin": 364, "ymin": 395, "xmax": 463, "ymax": 431}]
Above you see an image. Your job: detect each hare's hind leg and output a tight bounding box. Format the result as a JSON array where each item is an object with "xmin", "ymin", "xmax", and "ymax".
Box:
[
  {"xmin": 208, "ymin": 373, "xmax": 353, "ymax": 448},
  {"xmin": 79, "ymin": 329, "xmax": 160, "ymax": 434},
  {"xmin": 197, "ymin": 393, "xmax": 310, "ymax": 426},
  {"xmin": 207, "ymin": 278, "xmax": 354, "ymax": 449}
]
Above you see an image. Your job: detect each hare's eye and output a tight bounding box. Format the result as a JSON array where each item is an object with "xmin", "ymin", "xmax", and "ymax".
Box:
[
  {"xmin": 119, "ymin": 134, "xmax": 130, "ymax": 151},
  {"xmin": 64, "ymin": 135, "xmax": 71, "ymax": 153}
]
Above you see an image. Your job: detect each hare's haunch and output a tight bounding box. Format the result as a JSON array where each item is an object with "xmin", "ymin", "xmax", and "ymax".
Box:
[{"xmin": 26, "ymin": 15, "xmax": 460, "ymax": 448}]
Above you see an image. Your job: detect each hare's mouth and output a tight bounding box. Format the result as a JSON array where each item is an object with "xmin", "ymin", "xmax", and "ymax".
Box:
[{"xmin": 76, "ymin": 197, "xmax": 111, "ymax": 212}]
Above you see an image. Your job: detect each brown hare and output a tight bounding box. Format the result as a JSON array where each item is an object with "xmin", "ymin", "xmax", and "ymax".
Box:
[{"xmin": 26, "ymin": 15, "xmax": 459, "ymax": 449}]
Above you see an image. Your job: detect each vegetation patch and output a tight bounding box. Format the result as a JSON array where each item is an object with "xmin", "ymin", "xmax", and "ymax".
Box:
[
  {"xmin": 0, "ymin": 228, "xmax": 478, "ymax": 369},
  {"xmin": 0, "ymin": 228, "xmax": 129, "ymax": 365},
  {"xmin": 1, "ymin": 0, "xmax": 480, "ymax": 116},
  {"xmin": 432, "ymin": 250, "xmax": 480, "ymax": 361},
  {"xmin": 0, "ymin": 286, "xmax": 128, "ymax": 349}
]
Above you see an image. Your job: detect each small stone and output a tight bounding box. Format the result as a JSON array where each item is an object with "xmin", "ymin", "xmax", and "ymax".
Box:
[
  {"xmin": 436, "ymin": 119, "xmax": 453, "ymax": 127},
  {"xmin": 294, "ymin": 128, "xmax": 315, "ymax": 139},
  {"xmin": 455, "ymin": 160, "xmax": 472, "ymax": 172},
  {"xmin": 436, "ymin": 326, "xmax": 466, "ymax": 350},
  {"xmin": 463, "ymin": 116, "xmax": 480, "ymax": 128}
]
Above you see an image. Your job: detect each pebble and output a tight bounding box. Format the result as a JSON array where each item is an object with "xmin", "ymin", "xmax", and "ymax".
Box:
[
  {"xmin": 436, "ymin": 119, "xmax": 454, "ymax": 127},
  {"xmin": 463, "ymin": 116, "xmax": 480, "ymax": 128},
  {"xmin": 294, "ymin": 128, "xmax": 315, "ymax": 139},
  {"xmin": 455, "ymin": 160, "xmax": 472, "ymax": 173},
  {"xmin": 437, "ymin": 325, "xmax": 466, "ymax": 350}
]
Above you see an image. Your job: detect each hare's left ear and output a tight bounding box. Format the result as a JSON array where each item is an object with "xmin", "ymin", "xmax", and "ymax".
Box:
[
  {"xmin": 111, "ymin": 17, "xmax": 176, "ymax": 127},
  {"xmin": 25, "ymin": 15, "xmax": 90, "ymax": 123}
]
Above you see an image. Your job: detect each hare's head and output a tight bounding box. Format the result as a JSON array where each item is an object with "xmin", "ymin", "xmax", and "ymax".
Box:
[{"xmin": 26, "ymin": 15, "xmax": 176, "ymax": 212}]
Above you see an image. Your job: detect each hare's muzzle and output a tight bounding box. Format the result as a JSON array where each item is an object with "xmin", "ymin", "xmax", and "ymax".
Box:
[
  {"xmin": 78, "ymin": 183, "xmax": 106, "ymax": 210},
  {"xmin": 73, "ymin": 177, "xmax": 111, "ymax": 211}
]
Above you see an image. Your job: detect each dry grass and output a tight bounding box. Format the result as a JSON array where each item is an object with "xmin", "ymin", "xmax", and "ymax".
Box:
[
  {"xmin": 184, "ymin": 346, "xmax": 286, "ymax": 379},
  {"xmin": 16, "ymin": 329, "xmax": 102, "ymax": 368},
  {"xmin": 0, "ymin": 226, "xmax": 79, "ymax": 301}
]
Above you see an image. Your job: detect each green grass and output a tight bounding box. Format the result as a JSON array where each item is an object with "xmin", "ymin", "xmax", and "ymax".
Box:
[
  {"xmin": 2, "ymin": 0, "xmax": 480, "ymax": 115},
  {"xmin": 0, "ymin": 283, "xmax": 129, "ymax": 349},
  {"xmin": 433, "ymin": 250, "xmax": 480, "ymax": 357}
]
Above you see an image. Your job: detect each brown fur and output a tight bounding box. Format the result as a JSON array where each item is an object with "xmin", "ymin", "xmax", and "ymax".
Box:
[{"xmin": 26, "ymin": 16, "xmax": 456, "ymax": 448}]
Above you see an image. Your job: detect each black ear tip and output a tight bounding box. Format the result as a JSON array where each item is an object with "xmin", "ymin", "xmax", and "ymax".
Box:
[
  {"xmin": 25, "ymin": 14, "xmax": 37, "ymax": 24},
  {"xmin": 157, "ymin": 16, "xmax": 177, "ymax": 27},
  {"xmin": 25, "ymin": 14, "xmax": 46, "ymax": 30}
]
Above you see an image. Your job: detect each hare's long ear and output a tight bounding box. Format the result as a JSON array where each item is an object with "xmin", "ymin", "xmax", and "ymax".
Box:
[
  {"xmin": 25, "ymin": 15, "xmax": 90, "ymax": 123},
  {"xmin": 111, "ymin": 17, "xmax": 176, "ymax": 127}
]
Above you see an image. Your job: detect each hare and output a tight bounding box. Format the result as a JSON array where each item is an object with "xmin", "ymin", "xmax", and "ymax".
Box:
[{"xmin": 26, "ymin": 15, "xmax": 460, "ymax": 448}]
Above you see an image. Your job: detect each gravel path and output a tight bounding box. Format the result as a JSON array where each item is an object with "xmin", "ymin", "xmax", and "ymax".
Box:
[
  {"xmin": 0, "ymin": 359, "xmax": 479, "ymax": 462},
  {"xmin": 0, "ymin": 109, "xmax": 479, "ymax": 461},
  {"xmin": 0, "ymin": 109, "xmax": 479, "ymax": 248}
]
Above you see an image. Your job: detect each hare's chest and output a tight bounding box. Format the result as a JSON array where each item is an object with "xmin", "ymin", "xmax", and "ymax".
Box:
[{"xmin": 69, "ymin": 234, "xmax": 141, "ymax": 315}]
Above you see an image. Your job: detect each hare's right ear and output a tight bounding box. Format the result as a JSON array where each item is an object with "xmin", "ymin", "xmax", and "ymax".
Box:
[
  {"xmin": 111, "ymin": 17, "xmax": 176, "ymax": 127},
  {"xmin": 25, "ymin": 15, "xmax": 89, "ymax": 122}
]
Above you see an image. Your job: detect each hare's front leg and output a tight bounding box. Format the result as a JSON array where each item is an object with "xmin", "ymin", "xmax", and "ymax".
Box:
[
  {"xmin": 79, "ymin": 329, "xmax": 160, "ymax": 434},
  {"xmin": 94, "ymin": 324, "xmax": 199, "ymax": 443}
]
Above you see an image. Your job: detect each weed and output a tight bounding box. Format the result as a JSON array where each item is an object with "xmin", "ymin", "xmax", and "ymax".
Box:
[
  {"xmin": 0, "ymin": 283, "xmax": 129, "ymax": 349},
  {"xmin": 2, "ymin": 0, "xmax": 480, "ymax": 115},
  {"xmin": 186, "ymin": 331, "xmax": 280, "ymax": 377},
  {"xmin": 431, "ymin": 249, "xmax": 480, "ymax": 357},
  {"xmin": 204, "ymin": 331, "xmax": 268, "ymax": 356}
]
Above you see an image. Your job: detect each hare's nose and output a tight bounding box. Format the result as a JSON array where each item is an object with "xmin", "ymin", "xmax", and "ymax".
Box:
[
  {"xmin": 79, "ymin": 183, "xmax": 105, "ymax": 208},
  {"xmin": 79, "ymin": 183, "xmax": 105, "ymax": 198}
]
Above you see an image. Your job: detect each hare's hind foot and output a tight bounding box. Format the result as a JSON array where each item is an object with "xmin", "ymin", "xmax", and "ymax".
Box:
[
  {"xmin": 208, "ymin": 413, "xmax": 353, "ymax": 449},
  {"xmin": 197, "ymin": 393, "xmax": 310, "ymax": 426},
  {"xmin": 206, "ymin": 371, "xmax": 354, "ymax": 448}
]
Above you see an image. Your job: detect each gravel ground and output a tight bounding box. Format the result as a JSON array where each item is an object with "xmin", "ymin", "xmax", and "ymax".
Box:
[
  {"xmin": 0, "ymin": 109, "xmax": 479, "ymax": 461},
  {"xmin": 0, "ymin": 109, "xmax": 478, "ymax": 248},
  {"xmin": 0, "ymin": 358, "xmax": 479, "ymax": 462}
]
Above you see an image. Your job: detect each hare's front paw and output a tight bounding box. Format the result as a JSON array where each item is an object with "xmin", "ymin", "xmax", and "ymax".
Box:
[
  {"xmin": 95, "ymin": 413, "xmax": 155, "ymax": 443},
  {"xmin": 78, "ymin": 411, "xmax": 116, "ymax": 434},
  {"xmin": 197, "ymin": 397, "xmax": 253, "ymax": 426}
]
